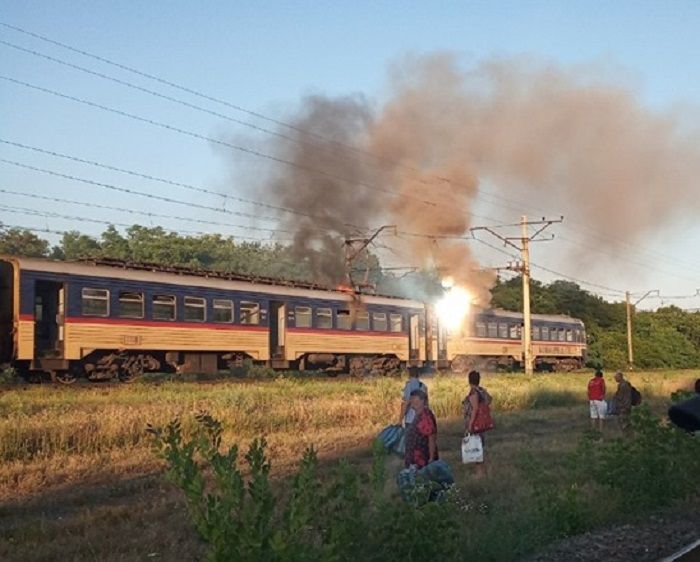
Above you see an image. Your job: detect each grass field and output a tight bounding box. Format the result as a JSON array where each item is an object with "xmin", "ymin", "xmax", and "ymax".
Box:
[{"xmin": 0, "ymin": 370, "xmax": 697, "ymax": 561}]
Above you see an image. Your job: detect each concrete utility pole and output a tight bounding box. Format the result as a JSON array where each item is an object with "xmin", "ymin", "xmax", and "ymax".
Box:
[
  {"xmin": 625, "ymin": 289, "xmax": 658, "ymax": 369},
  {"xmin": 473, "ymin": 215, "xmax": 563, "ymax": 376},
  {"xmin": 521, "ymin": 217, "xmax": 533, "ymax": 377}
]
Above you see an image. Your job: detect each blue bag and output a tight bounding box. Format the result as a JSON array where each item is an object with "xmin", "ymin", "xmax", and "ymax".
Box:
[
  {"xmin": 377, "ymin": 425, "xmax": 404, "ymax": 452},
  {"xmin": 417, "ymin": 459, "xmax": 454, "ymax": 486},
  {"xmin": 396, "ymin": 460, "xmax": 454, "ymax": 504}
]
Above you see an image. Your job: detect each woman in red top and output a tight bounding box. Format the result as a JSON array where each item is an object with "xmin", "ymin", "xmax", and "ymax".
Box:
[
  {"xmin": 403, "ymin": 388, "xmax": 438, "ymax": 469},
  {"xmin": 587, "ymin": 369, "xmax": 607, "ymax": 431}
]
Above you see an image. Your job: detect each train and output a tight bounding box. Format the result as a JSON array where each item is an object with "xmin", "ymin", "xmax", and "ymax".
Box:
[{"xmin": 0, "ymin": 255, "xmax": 586, "ymax": 383}]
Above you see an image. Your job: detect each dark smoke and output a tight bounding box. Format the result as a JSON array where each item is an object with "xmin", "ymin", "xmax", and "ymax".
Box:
[{"xmin": 234, "ymin": 53, "xmax": 700, "ymax": 299}]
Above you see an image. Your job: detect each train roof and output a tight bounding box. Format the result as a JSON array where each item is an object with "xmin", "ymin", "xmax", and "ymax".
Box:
[
  {"xmin": 478, "ymin": 308, "xmax": 585, "ymax": 325},
  {"xmin": 0, "ymin": 255, "xmax": 425, "ymax": 309}
]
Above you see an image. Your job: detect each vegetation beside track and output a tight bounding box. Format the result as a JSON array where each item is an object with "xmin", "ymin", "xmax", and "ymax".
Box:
[{"xmin": 0, "ymin": 370, "xmax": 697, "ymax": 561}]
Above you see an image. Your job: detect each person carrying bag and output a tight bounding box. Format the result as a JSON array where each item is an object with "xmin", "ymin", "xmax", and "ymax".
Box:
[{"xmin": 461, "ymin": 370, "xmax": 494, "ymax": 477}]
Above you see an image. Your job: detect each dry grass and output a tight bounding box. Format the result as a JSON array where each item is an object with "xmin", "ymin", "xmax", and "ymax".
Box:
[{"xmin": 0, "ymin": 370, "xmax": 695, "ymax": 561}]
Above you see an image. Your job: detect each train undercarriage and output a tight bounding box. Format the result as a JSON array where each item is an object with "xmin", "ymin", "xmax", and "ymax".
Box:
[
  {"xmin": 450, "ymin": 354, "xmax": 583, "ymax": 373},
  {"xmin": 10, "ymin": 349, "xmax": 408, "ymax": 383}
]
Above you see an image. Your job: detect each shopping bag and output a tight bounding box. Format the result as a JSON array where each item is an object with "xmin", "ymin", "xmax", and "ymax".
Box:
[{"xmin": 461, "ymin": 433, "xmax": 483, "ymax": 464}]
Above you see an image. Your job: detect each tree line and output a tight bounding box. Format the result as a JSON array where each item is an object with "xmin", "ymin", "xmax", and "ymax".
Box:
[{"xmin": 2, "ymin": 225, "xmax": 699, "ymax": 369}]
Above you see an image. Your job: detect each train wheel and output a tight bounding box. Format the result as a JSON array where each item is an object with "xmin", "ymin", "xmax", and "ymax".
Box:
[
  {"xmin": 54, "ymin": 370, "xmax": 77, "ymax": 385},
  {"xmin": 119, "ymin": 362, "xmax": 143, "ymax": 383}
]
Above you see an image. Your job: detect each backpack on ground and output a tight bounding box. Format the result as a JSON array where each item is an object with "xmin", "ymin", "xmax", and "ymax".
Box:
[{"xmin": 630, "ymin": 386, "xmax": 642, "ymax": 406}]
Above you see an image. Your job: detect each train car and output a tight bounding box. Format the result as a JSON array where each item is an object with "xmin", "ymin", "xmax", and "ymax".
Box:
[
  {"xmin": 444, "ymin": 308, "xmax": 586, "ymax": 372},
  {"xmin": 0, "ymin": 256, "xmax": 428, "ymax": 382}
]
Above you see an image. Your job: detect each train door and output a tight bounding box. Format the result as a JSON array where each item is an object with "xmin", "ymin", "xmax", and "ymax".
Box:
[
  {"xmin": 408, "ymin": 313, "xmax": 420, "ymax": 361},
  {"xmin": 268, "ymin": 301, "xmax": 286, "ymax": 359},
  {"xmin": 34, "ymin": 280, "xmax": 64, "ymax": 358},
  {"xmin": 0, "ymin": 261, "xmax": 14, "ymax": 363},
  {"xmin": 436, "ymin": 319, "xmax": 448, "ymax": 362}
]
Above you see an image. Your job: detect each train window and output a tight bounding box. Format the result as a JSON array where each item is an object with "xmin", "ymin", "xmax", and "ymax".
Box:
[
  {"xmin": 373, "ymin": 312, "xmax": 387, "ymax": 331},
  {"xmin": 118, "ymin": 291, "xmax": 144, "ymax": 319},
  {"xmin": 509, "ymin": 325, "xmax": 519, "ymax": 339},
  {"xmin": 213, "ymin": 299, "xmax": 234, "ymax": 323},
  {"xmin": 475, "ymin": 321, "xmax": 486, "ymax": 337},
  {"xmin": 184, "ymin": 296, "xmax": 206, "ymax": 322},
  {"xmin": 533, "ymin": 326, "xmax": 541, "ymax": 340},
  {"xmin": 240, "ymin": 301, "xmax": 260, "ymax": 325},
  {"xmin": 295, "ymin": 306, "xmax": 312, "ymax": 328},
  {"xmin": 153, "ymin": 295, "xmax": 176, "ymax": 321},
  {"xmin": 356, "ymin": 312, "xmax": 370, "ymax": 331},
  {"xmin": 498, "ymin": 323, "xmax": 508, "ymax": 338},
  {"xmin": 541, "ymin": 326, "xmax": 550, "ymax": 340},
  {"xmin": 566, "ymin": 329, "xmax": 573, "ymax": 342},
  {"xmin": 390, "ymin": 313, "xmax": 403, "ymax": 333},
  {"xmin": 558, "ymin": 329, "xmax": 566, "ymax": 342},
  {"xmin": 487, "ymin": 322, "xmax": 497, "ymax": 338},
  {"xmin": 82, "ymin": 288, "xmax": 109, "ymax": 316},
  {"xmin": 316, "ymin": 307, "xmax": 332, "ymax": 329},
  {"xmin": 337, "ymin": 310, "xmax": 352, "ymax": 330}
]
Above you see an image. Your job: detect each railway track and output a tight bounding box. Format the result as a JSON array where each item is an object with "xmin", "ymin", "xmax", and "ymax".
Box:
[{"xmin": 661, "ymin": 538, "xmax": 700, "ymax": 562}]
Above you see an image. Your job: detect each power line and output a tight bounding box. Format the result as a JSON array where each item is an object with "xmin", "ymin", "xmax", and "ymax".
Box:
[
  {"xmin": 0, "ymin": 74, "xmax": 439, "ymax": 208},
  {"xmin": 0, "ymin": 189, "xmax": 294, "ymax": 234},
  {"xmin": 0, "ymin": 21, "xmax": 375, "ymax": 157},
  {"xmin": 0, "ymin": 138, "xmax": 324, "ymax": 221},
  {"xmin": 0, "ymin": 208, "xmax": 291, "ymax": 242},
  {"xmin": 5, "ymin": 23, "xmax": 697, "ymax": 281},
  {"xmin": 0, "ymin": 140, "xmax": 498, "ymax": 240},
  {"xmin": 472, "ymin": 235, "xmax": 628, "ymax": 296}
]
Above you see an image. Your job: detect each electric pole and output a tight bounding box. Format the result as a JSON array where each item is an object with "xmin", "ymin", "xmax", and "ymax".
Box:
[
  {"xmin": 625, "ymin": 290, "xmax": 658, "ymax": 369},
  {"xmin": 521, "ymin": 217, "xmax": 533, "ymax": 377},
  {"xmin": 344, "ymin": 225, "xmax": 396, "ymax": 291},
  {"xmin": 473, "ymin": 215, "xmax": 563, "ymax": 376}
]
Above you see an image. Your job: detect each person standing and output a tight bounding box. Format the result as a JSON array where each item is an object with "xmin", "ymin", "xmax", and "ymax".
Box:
[
  {"xmin": 398, "ymin": 366, "xmax": 427, "ymax": 426},
  {"xmin": 587, "ymin": 369, "xmax": 607, "ymax": 431},
  {"xmin": 462, "ymin": 370, "xmax": 492, "ymax": 478},
  {"xmin": 403, "ymin": 388, "xmax": 438, "ymax": 468},
  {"xmin": 613, "ymin": 371, "xmax": 632, "ymax": 434}
]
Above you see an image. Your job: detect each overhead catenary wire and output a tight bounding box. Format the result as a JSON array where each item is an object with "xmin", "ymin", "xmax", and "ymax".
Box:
[
  {"xmin": 471, "ymin": 236, "xmax": 628, "ymax": 296},
  {"xmin": 4, "ymin": 22, "xmax": 699, "ymax": 291},
  {"xmin": 0, "ymin": 158, "xmax": 355, "ymax": 239},
  {"xmin": 0, "ymin": 74, "xmax": 440, "ymax": 208},
  {"xmin": 0, "ymin": 138, "xmax": 327, "ymax": 221},
  {"xmin": 0, "ymin": 205, "xmax": 294, "ymax": 242},
  {"xmin": 0, "ymin": 140, "xmax": 498, "ymax": 240},
  {"xmin": 0, "ymin": 191, "xmax": 296, "ymax": 234},
  {"xmin": 0, "ymin": 208, "xmax": 292, "ymax": 243},
  {"xmin": 6, "ymin": 21, "xmax": 700, "ymax": 281}
]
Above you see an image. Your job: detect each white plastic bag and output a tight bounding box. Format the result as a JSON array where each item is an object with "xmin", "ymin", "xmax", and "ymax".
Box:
[{"xmin": 461, "ymin": 433, "xmax": 483, "ymax": 464}]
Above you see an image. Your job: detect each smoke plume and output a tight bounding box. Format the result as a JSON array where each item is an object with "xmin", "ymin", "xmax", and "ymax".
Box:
[{"xmin": 235, "ymin": 53, "xmax": 700, "ymax": 300}]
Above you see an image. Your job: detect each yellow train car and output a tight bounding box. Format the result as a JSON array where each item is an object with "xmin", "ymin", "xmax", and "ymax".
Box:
[
  {"xmin": 445, "ymin": 309, "xmax": 586, "ymax": 372},
  {"xmin": 0, "ymin": 256, "xmax": 426, "ymax": 382}
]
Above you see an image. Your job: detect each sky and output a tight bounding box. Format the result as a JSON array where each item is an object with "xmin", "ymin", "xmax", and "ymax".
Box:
[{"xmin": 2, "ymin": 1, "xmax": 700, "ymax": 309}]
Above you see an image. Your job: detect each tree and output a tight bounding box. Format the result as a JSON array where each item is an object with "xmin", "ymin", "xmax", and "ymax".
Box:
[
  {"xmin": 0, "ymin": 227, "xmax": 50, "ymax": 257},
  {"xmin": 53, "ymin": 231, "xmax": 102, "ymax": 260}
]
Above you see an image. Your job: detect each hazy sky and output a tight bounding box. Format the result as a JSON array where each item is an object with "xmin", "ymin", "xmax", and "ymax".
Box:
[{"xmin": 2, "ymin": 1, "xmax": 700, "ymax": 309}]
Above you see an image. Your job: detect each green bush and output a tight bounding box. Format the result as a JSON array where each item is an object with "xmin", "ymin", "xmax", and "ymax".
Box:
[
  {"xmin": 148, "ymin": 413, "xmax": 466, "ymax": 562},
  {"xmin": 587, "ymin": 406, "xmax": 700, "ymax": 512},
  {"xmin": 0, "ymin": 367, "xmax": 16, "ymax": 384}
]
